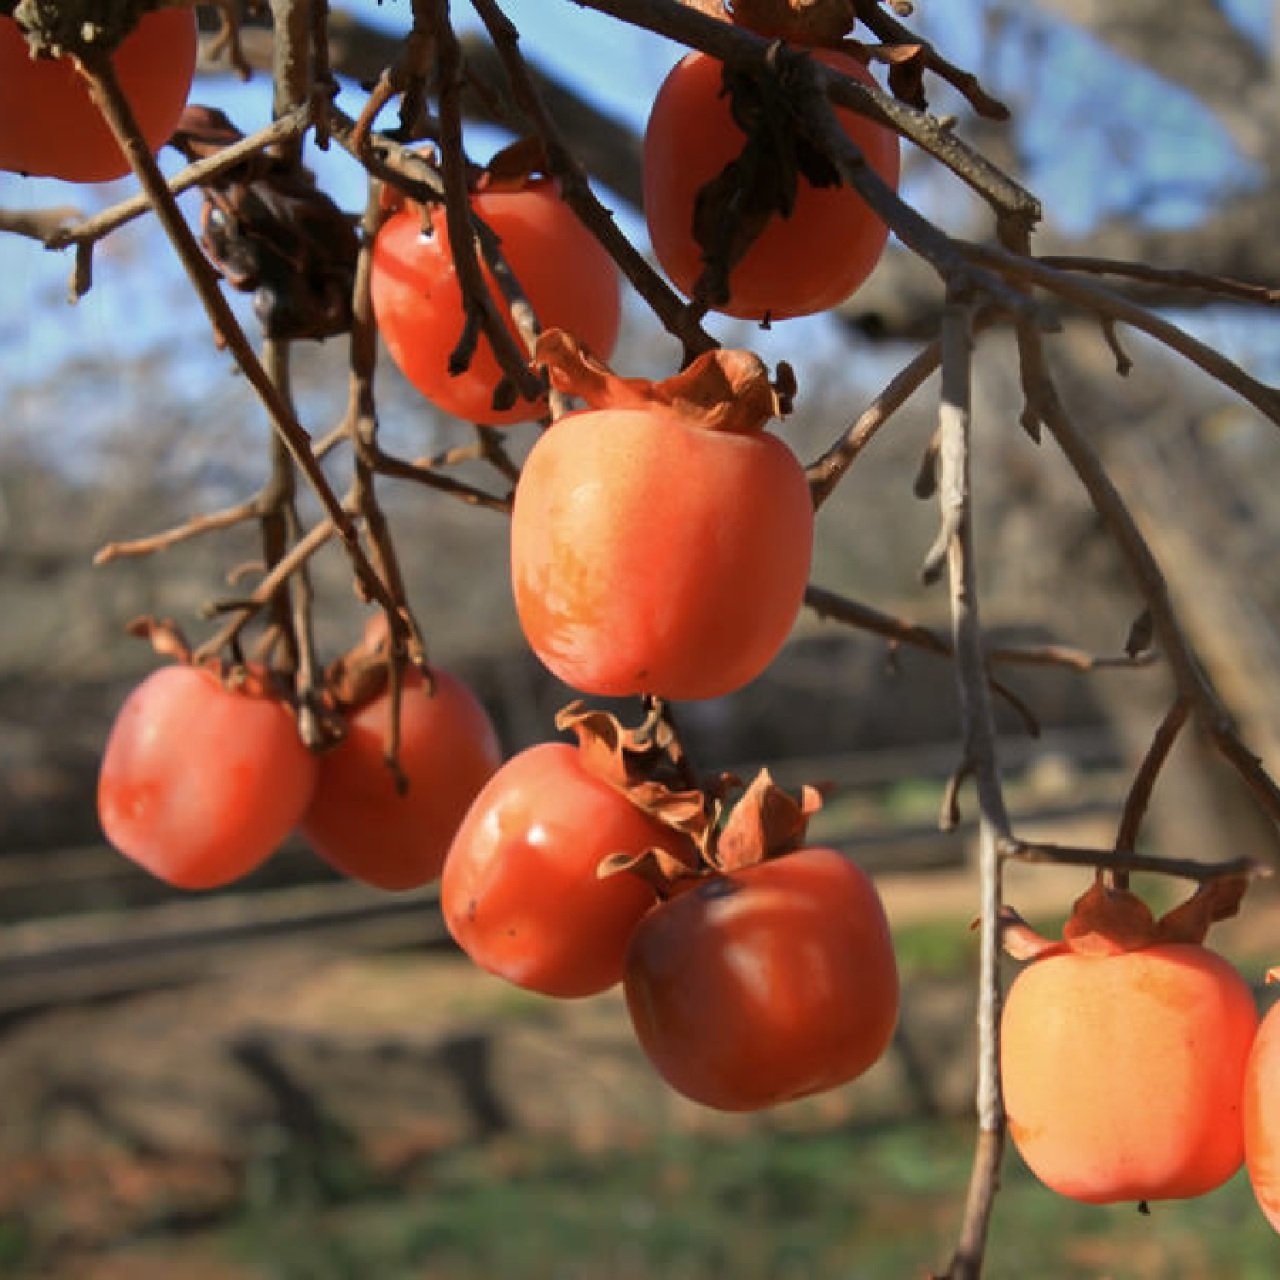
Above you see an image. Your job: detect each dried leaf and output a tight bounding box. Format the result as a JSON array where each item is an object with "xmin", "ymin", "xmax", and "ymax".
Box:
[
  {"xmin": 689, "ymin": 59, "xmax": 841, "ymax": 308},
  {"xmin": 126, "ymin": 616, "xmax": 193, "ymax": 665},
  {"xmin": 477, "ymin": 136, "xmax": 549, "ymax": 191},
  {"xmin": 554, "ymin": 701, "xmax": 720, "ymax": 856},
  {"xmin": 172, "ymin": 105, "xmax": 358, "ymax": 342},
  {"xmin": 597, "ymin": 845, "xmax": 702, "ymax": 896},
  {"xmin": 1061, "ymin": 881, "xmax": 1159, "ymax": 955},
  {"xmin": 998, "ymin": 905, "xmax": 1063, "ymax": 961},
  {"xmin": 1155, "ymin": 875, "xmax": 1250, "ymax": 944},
  {"xmin": 714, "ymin": 768, "xmax": 823, "ymax": 871},
  {"xmin": 535, "ymin": 329, "xmax": 786, "ymax": 435}
]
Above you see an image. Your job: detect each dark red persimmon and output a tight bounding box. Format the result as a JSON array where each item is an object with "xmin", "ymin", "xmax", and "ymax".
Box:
[
  {"xmin": 97, "ymin": 664, "xmax": 318, "ymax": 890},
  {"xmin": 643, "ymin": 48, "xmax": 899, "ymax": 319},
  {"xmin": 440, "ymin": 742, "xmax": 692, "ymax": 998},
  {"xmin": 369, "ymin": 177, "xmax": 622, "ymax": 425},
  {"xmin": 510, "ymin": 336, "xmax": 814, "ymax": 701},
  {"xmin": 0, "ymin": 9, "xmax": 198, "ymax": 183},
  {"xmin": 300, "ymin": 668, "xmax": 502, "ymax": 892},
  {"xmin": 1002, "ymin": 941, "xmax": 1258, "ymax": 1203},
  {"xmin": 623, "ymin": 847, "xmax": 899, "ymax": 1111},
  {"xmin": 1245, "ymin": 983, "xmax": 1280, "ymax": 1232}
]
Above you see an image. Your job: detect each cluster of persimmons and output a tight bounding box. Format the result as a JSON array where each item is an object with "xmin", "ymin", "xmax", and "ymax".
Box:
[{"xmin": 4, "ymin": 0, "xmax": 1279, "ymax": 1244}]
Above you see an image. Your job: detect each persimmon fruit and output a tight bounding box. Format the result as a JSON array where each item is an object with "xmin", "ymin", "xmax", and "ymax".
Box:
[
  {"xmin": 510, "ymin": 334, "xmax": 814, "ymax": 701},
  {"xmin": 623, "ymin": 846, "xmax": 900, "ymax": 1111},
  {"xmin": 0, "ymin": 8, "xmax": 199, "ymax": 183},
  {"xmin": 643, "ymin": 47, "xmax": 899, "ymax": 320},
  {"xmin": 300, "ymin": 667, "xmax": 502, "ymax": 892},
  {"xmin": 1001, "ymin": 939, "xmax": 1258, "ymax": 1203},
  {"xmin": 440, "ymin": 742, "xmax": 692, "ymax": 998},
  {"xmin": 1244, "ymin": 985, "xmax": 1280, "ymax": 1232},
  {"xmin": 97, "ymin": 663, "xmax": 318, "ymax": 890},
  {"xmin": 369, "ymin": 177, "xmax": 622, "ymax": 425}
]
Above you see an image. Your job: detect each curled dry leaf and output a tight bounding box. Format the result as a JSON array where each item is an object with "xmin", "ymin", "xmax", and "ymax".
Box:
[
  {"xmin": 713, "ymin": 767, "xmax": 824, "ymax": 872},
  {"xmin": 126, "ymin": 616, "xmax": 194, "ymax": 666},
  {"xmin": 597, "ymin": 846, "xmax": 704, "ymax": 896},
  {"xmin": 535, "ymin": 328, "xmax": 787, "ymax": 436},
  {"xmin": 555, "ymin": 701, "xmax": 720, "ymax": 858},
  {"xmin": 1154, "ymin": 874, "xmax": 1250, "ymax": 944},
  {"xmin": 170, "ymin": 105, "xmax": 359, "ymax": 342},
  {"xmin": 996, "ymin": 904, "xmax": 1061, "ymax": 962}
]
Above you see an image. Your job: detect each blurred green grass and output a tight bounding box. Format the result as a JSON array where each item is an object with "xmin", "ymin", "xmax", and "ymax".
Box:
[{"xmin": 64, "ymin": 1117, "xmax": 1274, "ymax": 1280}]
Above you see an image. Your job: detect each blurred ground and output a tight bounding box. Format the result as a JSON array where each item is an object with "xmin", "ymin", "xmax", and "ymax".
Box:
[{"xmin": 3, "ymin": 839, "xmax": 1280, "ymax": 1280}]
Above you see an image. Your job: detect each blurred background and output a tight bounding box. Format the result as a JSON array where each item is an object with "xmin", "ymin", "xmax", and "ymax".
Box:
[{"xmin": 2, "ymin": 1, "xmax": 1280, "ymax": 1275}]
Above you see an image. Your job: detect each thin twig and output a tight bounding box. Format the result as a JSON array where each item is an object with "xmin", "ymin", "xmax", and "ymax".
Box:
[
  {"xmin": 1036, "ymin": 255, "xmax": 1280, "ymax": 307},
  {"xmin": 92, "ymin": 498, "xmax": 261, "ymax": 564},
  {"xmin": 852, "ymin": 0, "xmax": 1012, "ymax": 121},
  {"xmin": 73, "ymin": 48, "xmax": 397, "ymax": 621},
  {"xmin": 999, "ymin": 836, "xmax": 1263, "ymax": 885},
  {"xmin": 807, "ymin": 336, "xmax": 942, "ymax": 506},
  {"xmin": 971, "ymin": 242, "xmax": 1280, "ymax": 427},
  {"xmin": 934, "ymin": 299, "xmax": 1008, "ymax": 1280},
  {"xmin": 1111, "ymin": 698, "xmax": 1193, "ymax": 885},
  {"xmin": 471, "ymin": 0, "xmax": 717, "ymax": 363},
  {"xmin": 428, "ymin": 0, "xmax": 546, "ymax": 411}
]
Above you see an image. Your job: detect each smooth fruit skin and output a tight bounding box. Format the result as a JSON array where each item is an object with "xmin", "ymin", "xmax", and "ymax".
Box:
[
  {"xmin": 440, "ymin": 742, "xmax": 683, "ymax": 998},
  {"xmin": 0, "ymin": 10, "xmax": 198, "ymax": 183},
  {"xmin": 300, "ymin": 669, "xmax": 502, "ymax": 892},
  {"xmin": 624, "ymin": 847, "xmax": 900, "ymax": 1111},
  {"xmin": 510, "ymin": 406, "xmax": 814, "ymax": 701},
  {"xmin": 1245, "ymin": 996, "xmax": 1280, "ymax": 1232},
  {"xmin": 97, "ymin": 665, "xmax": 319, "ymax": 890},
  {"xmin": 1001, "ymin": 944, "xmax": 1258, "ymax": 1204},
  {"xmin": 643, "ymin": 49, "xmax": 900, "ymax": 320},
  {"xmin": 370, "ymin": 181, "xmax": 622, "ymax": 426}
]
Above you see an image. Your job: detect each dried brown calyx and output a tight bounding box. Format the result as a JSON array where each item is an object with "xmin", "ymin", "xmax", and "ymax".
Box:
[
  {"xmin": 535, "ymin": 328, "xmax": 793, "ymax": 436},
  {"xmin": 1001, "ymin": 875, "xmax": 1252, "ymax": 962},
  {"xmin": 562, "ymin": 701, "xmax": 826, "ymax": 896}
]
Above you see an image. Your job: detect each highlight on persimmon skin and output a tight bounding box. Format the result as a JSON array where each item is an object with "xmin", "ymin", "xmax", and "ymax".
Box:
[
  {"xmin": 0, "ymin": 8, "xmax": 199, "ymax": 183},
  {"xmin": 369, "ymin": 178, "xmax": 622, "ymax": 426},
  {"xmin": 440, "ymin": 742, "xmax": 692, "ymax": 999},
  {"xmin": 623, "ymin": 847, "xmax": 900, "ymax": 1111},
  {"xmin": 97, "ymin": 663, "xmax": 319, "ymax": 890},
  {"xmin": 1000, "ymin": 942, "xmax": 1259, "ymax": 1205},
  {"xmin": 642, "ymin": 47, "xmax": 900, "ymax": 320},
  {"xmin": 299, "ymin": 667, "xmax": 502, "ymax": 892},
  {"xmin": 1244, "ymin": 985, "xmax": 1280, "ymax": 1233}
]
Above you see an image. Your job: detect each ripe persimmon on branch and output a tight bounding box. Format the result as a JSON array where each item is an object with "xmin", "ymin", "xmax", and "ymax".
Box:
[{"xmin": 3, "ymin": 0, "xmax": 1280, "ymax": 1277}]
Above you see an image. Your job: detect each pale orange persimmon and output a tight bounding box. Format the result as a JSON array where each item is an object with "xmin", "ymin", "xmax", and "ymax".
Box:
[
  {"xmin": 1001, "ymin": 941, "xmax": 1258, "ymax": 1204},
  {"xmin": 1244, "ymin": 984, "xmax": 1280, "ymax": 1232}
]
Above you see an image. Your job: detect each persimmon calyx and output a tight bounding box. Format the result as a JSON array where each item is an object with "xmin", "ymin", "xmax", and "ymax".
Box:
[
  {"xmin": 534, "ymin": 329, "xmax": 788, "ymax": 435},
  {"xmin": 1001, "ymin": 875, "xmax": 1252, "ymax": 961},
  {"xmin": 475, "ymin": 136, "xmax": 550, "ymax": 192},
  {"xmin": 558, "ymin": 701, "xmax": 720, "ymax": 855},
  {"xmin": 713, "ymin": 767, "xmax": 824, "ymax": 872}
]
